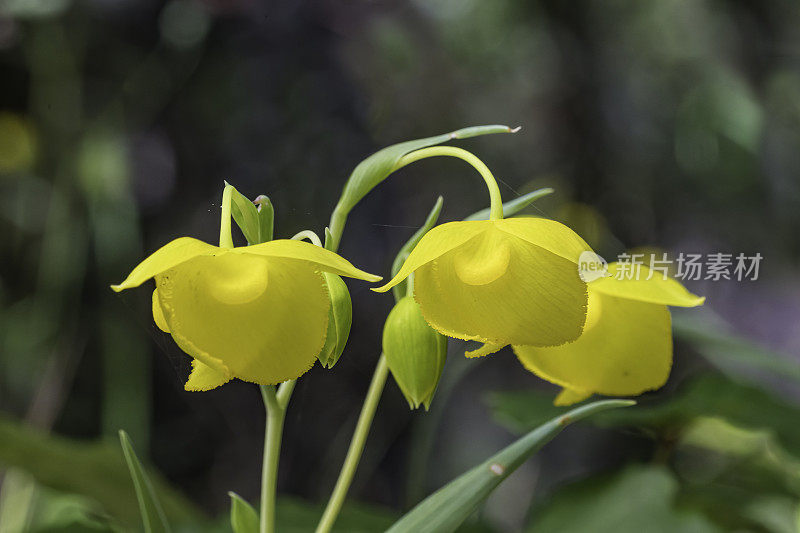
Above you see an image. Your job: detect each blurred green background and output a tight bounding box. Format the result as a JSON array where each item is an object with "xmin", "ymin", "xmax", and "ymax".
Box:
[{"xmin": 1, "ymin": 0, "xmax": 800, "ymax": 531}]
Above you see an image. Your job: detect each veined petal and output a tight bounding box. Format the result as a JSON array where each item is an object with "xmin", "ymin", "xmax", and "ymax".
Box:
[
  {"xmin": 415, "ymin": 227, "xmax": 588, "ymax": 347},
  {"xmin": 372, "ymin": 221, "xmax": 489, "ymax": 293},
  {"xmin": 241, "ymin": 239, "xmax": 381, "ymax": 282},
  {"xmin": 495, "ymin": 217, "xmax": 593, "ymax": 264},
  {"xmin": 156, "ymin": 253, "xmax": 330, "ymax": 385},
  {"xmin": 111, "ymin": 237, "xmax": 218, "ymax": 292},
  {"xmin": 590, "ymin": 262, "xmax": 705, "ymax": 307},
  {"xmin": 152, "ymin": 289, "xmax": 169, "ymax": 333},
  {"xmin": 185, "ymin": 359, "xmax": 231, "ymax": 391},
  {"xmin": 514, "ymin": 290, "xmax": 672, "ymax": 399}
]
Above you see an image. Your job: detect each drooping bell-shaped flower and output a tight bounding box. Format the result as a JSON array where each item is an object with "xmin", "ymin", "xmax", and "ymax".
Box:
[
  {"xmin": 373, "ymin": 217, "xmax": 593, "ymax": 356},
  {"xmin": 382, "ymin": 295, "xmax": 448, "ymax": 410},
  {"xmin": 113, "ymin": 237, "xmax": 381, "ymax": 390},
  {"xmin": 513, "ymin": 262, "xmax": 704, "ymax": 405}
]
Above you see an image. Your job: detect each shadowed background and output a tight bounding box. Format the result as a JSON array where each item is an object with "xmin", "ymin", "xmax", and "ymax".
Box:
[{"xmin": 1, "ymin": 0, "xmax": 799, "ymax": 531}]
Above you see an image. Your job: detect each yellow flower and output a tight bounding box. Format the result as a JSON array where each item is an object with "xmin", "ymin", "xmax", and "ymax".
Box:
[
  {"xmin": 113, "ymin": 237, "xmax": 381, "ymax": 390},
  {"xmin": 373, "ymin": 217, "xmax": 593, "ymax": 355},
  {"xmin": 513, "ymin": 262, "xmax": 705, "ymax": 405}
]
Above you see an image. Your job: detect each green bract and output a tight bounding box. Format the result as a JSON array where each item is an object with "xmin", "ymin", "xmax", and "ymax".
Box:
[
  {"xmin": 382, "ymin": 296, "xmax": 447, "ymax": 410},
  {"xmin": 318, "ymin": 273, "xmax": 353, "ymax": 369}
]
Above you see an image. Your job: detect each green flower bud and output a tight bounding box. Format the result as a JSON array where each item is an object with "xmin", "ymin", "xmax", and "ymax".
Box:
[
  {"xmin": 382, "ymin": 296, "xmax": 448, "ymax": 410},
  {"xmin": 318, "ymin": 273, "xmax": 352, "ymax": 368}
]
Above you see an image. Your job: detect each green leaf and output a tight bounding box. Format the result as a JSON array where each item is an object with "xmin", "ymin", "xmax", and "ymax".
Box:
[
  {"xmin": 527, "ymin": 466, "xmax": 719, "ymax": 533},
  {"xmin": 0, "ymin": 414, "xmax": 200, "ymax": 528},
  {"xmin": 488, "ymin": 374, "xmax": 800, "ymax": 457},
  {"xmin": 227, "ymin": 182, "xmax": 262, "ymax": 245},
  {"xmin": 229, "ymin": 492, "xmax": 259, "ymax": 533},
  {"xmin": 672, "ymin": 310, "xmax": 800, "ymax": 384},
  {"xmin": 464, "ymin": 187, "xmax": 554, "ymax": 221},
  {"xmin": 328, "ymin": 125, "xmax": 517, "ymax": 250},
  {"xmin": 390, "ymin": 196, "xmax": 443, "ymax": 301},
  {"xmin": 27, "ymin": 486, "xmax": 118, "ymax": 533},
  {"xmin": 118, "ymin": 431, "xmax": 171, "ymax": 533},
  {"xmin": 387, "ymin": 399, "xmax": 634, "ymax": 533}
]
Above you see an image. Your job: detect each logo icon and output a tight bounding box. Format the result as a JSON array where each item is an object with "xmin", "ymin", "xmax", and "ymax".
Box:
[{"xmin": 578, "ymin": 251, "xmax": 609, "ymax": 282}]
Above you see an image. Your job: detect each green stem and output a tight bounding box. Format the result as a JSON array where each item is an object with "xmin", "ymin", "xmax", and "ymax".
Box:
[
  {"xmin": 220, "ymin": 184, "xmax": 234, "ymax": 248},
  {"xmin": 259, "ymin": 383, "xmax": 294, "ymax": 533},
  {"xmin": 315, "ymin": 355, "xmax": 390, "ymax": 533},
  {"xmin": 291, "ymin": 230, "xmax": 323, "ymax": 247},
  {"xmin": 317, "ymin": 146, "xmax": 501, "ymax": 531},
  {"xmin": 393, "ymin": 146, "xmax": 504, "ymax": 220}
]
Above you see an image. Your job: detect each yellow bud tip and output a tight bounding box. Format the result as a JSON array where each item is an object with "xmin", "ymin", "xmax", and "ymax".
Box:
[{"xmin": 110, "ymin": 284, "xmax": 124, "ymax": 293}]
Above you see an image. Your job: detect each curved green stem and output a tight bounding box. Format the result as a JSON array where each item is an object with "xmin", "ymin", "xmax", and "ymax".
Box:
[
  {"xmin": 291, "ymin": 230, "xmax": 323, "ymax": 247},
  {"xmin": 393, "ymin": 146, "xmax": 504, "ymax": 220},
  {"xmin": 317, "ymin": 146, "xmax": 502, "ymax": 531},
  {"xmin": 219, "ymin": 184, "xmax": 234, "ymax": 248},
  {"xmin": 315, "ymin": 355, "xmax": 390, "ymax": 533}
]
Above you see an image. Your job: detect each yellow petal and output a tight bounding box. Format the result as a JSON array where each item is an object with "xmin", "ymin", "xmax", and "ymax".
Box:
[
  {"xmin": 494, "ymin": 217, "xmax": 594, "ymax": 263},
  {"xmin": 241, "ymin": 239, "xmax": 381, "ymax": 282},
  {"xmin": 415, "ymin": 225, "xmax": 588, "ymax": 346},
  {"xmin": 372, "ymin": 221, "xmax": 489, "ymax": 293},
  {"xmin": 152, "ymin": 289, "xmax": 169, "ymax": 333},
  {"xmin": 514, "ymin": 290, "xmax": 672, "ymax": 398},
  {"xmin": 464, "ymin": 342, "xmax": 506, "ymax": 358},
  {"xmin": 185, "ymin": 359, "xmax": 231, "ymax": 391},
  {"xmin": 156, "ymin": 253, "xmax": 329, "ymax": 385},
  {"xmin": 111, "ymin": 237, "xmax": 218, "ymax": 292},
  {"xmin": 554, "ymin": 387, "xmax": 592, "ymax": 406},
  {"xmin": 590, "ymin": 262, "xmax": 705, "ymax": 307}
]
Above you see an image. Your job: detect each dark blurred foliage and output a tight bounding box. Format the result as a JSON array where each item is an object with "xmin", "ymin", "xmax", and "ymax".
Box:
[{"xmin": 1, "ymin": 0, "xmax": 800, "ymax": 531}]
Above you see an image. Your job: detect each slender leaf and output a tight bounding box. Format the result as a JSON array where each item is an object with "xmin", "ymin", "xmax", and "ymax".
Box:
[
  {"xmin": 391, "ymin": 196, "xmax": 443, "ymax": 301},
  {"xmin": 464, "ymin": 187, "xmax": 554, "ymax": 221},
  {"xmin": 227, "ymin": 182, "xmax": 261, "ymax": 245},
  {"xmin": 387, "ymin": 399, "xmax": 634, "ymax": 533},
  {"xmin": 118, "ymin": 431, "xmax": 171, "ymax": 533},
  {"xmin": 229, "ymin": 492, "xmax": 259, "ymax": 533},
  {"xmin": 328, "ymin": 125, "xmax": 517, "ymax": 250}
]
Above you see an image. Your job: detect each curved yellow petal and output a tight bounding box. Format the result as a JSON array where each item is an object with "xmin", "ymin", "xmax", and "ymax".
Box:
[
  {"xmin": 156, "ymin": 253, "xmax": 330, "ymax": 385},
  {"xmin": 152, "ymin": 289, "xmax": 169, "ymax": 333},
  {"xmin": 241, "ymin": 239, "xmax": 381, "ymax": 282},
  {"xmin": 554, "ymin": 387, "xmax": 592, "ymax": 406},
  {"xmin": 111, "ymin": 237, "xmax": 218, "ymax": 292},
  {"xmin": 513, "ymin": 290, "xmax": 672, "ymax": 399},
  {"xmin": 185, "ymin": 359, "xmax": 231, "ymax": 391},
  {"xmin": 494, "ymin": 217, "xmax": 594, "ymax": 264},
  {"xmin": 415, "ymin": 226, "xmax": 588, "ymax": 347},
  {"xmin": 590, "ymin": 262, "xmax": 705, "ymax": 307},
  {"xmin": 465, "ymin": 342, "xmax": 506, "ymax": 358},
  {"xmin": 372, "ymin": 221, "xmax": 490, "ymax": 293}
]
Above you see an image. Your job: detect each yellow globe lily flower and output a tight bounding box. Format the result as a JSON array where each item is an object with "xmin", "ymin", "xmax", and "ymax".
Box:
[
  {"xmin": 513, "ymin": 262, "xmax": 705, "ymax": 405},
  {"xmin": 112, "ymin": 237, "xmax": 381, "ymax": 390},
  {"xmin": 373, "ymin": 217, "xmax": 593, "ymax": 355}
]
